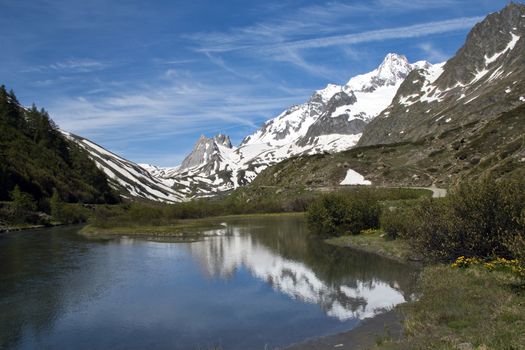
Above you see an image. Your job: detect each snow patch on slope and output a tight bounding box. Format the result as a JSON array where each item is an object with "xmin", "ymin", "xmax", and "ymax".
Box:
[
  {"xmin": 340, "ymin": 169, "xmax": 372, "ymax": 185},
  {"xmin": 484, "ymin": 33, "xmax": 521, "ymax": 65}
]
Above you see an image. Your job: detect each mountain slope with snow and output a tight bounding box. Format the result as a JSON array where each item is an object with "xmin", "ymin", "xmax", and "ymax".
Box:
[
  {"xmin": 358, "ymin": 3, "xmax": 525, "ymax": 146},
  {"xmin": 64, "ymin": 133, "xmax": 186, "ymax": 202},
  {"xmin": 248, "ymin": 3, "xmax": 525, "ymax": 190},
  {"xmin": 154, "ymin": 54, "xmax": 432, "ymax": 198}
]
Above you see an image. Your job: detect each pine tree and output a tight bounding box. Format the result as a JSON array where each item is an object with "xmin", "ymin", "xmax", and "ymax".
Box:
[
  {"xmin": 9, "ymin": 185, "xmax": 37, "ymax": 223},
  {"xmin": 0, "ymin": 86, "xmax": 24, "ymax": 129},
  {"xmin": 50, "ymin": 188, "xmax": 64, "ymax": 222}
]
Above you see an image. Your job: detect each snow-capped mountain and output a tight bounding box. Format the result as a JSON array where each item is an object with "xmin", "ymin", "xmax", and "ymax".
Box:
[
  {"xmin": 242, "ymin": 53, "xmax": 427, "ymax": 149},
  {"xmin": 153, "ymin": 54, "xmax": 433, "ymax": 198},
  {"xmin": 358, "ymin": 3, "xmax": 525, "ymax": 146},
  {"xmin": 250, "ymin": 3, "xmax": 525, "ymax": 191}
]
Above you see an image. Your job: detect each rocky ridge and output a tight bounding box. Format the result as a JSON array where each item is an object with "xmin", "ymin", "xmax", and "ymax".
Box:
[{"xmin": 358, "ymin": 3, "xmax": 525, "ymax": 146}]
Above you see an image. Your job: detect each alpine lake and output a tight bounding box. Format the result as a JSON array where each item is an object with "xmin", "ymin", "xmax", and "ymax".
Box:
[{"xmin": 0, "ymin": 214, "xmax": 418, "ymax": 349}]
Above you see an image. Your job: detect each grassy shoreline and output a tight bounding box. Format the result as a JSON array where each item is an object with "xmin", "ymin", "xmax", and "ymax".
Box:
[
  {"xmin": 0, "ymin": 223, "xmax": 48, "ymax": 234},
  {"xmin": 325, "ymin": 230, "xmax": 418, "ymax": 264},
  {"xmin": 326, "ymin": 233, "xmax": 525, "ymax": 349},
  {"xmin": 0, "ymin": 221, "xmax": 69, "ymax": 234},
  {"xmin": 80, "ymin": 212, "xmax": 304, "ymax": 237},
  {"xmin": 378, "ymin": 265, "xmax": 525, "ymax": 349}
]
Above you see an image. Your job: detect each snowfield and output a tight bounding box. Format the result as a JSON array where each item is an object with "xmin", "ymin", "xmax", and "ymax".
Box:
[{"xmin": 340, "ymin": 169, "xmax": 372, "ymax": 186}]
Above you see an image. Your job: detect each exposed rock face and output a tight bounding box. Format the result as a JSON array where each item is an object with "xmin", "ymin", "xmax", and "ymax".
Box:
[
  {"xmin": 251, "ymin": 103, "xmax": 525, "ymax": 191},
  {"xmin": 297, "ymin": 91, "xmax": 367, "ymax": 146},
  {"xmin": 179, "ymin": 134, "xmax": 232, "ymax": 172},
  {"xmin": 300, "ymin": 116, "xmax": 367, "ymax": 146},
  {"xmin": 358, "ymin": 3, "xmax": 525, "ymax": 147}
]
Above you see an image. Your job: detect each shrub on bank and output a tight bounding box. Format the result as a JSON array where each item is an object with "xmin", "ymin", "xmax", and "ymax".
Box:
[
  {"xmin": 405, "ymin": 177, "xmax": 525, "ymax": 262},
  {"xmin": 380, "ymin": 204, "xmax": 421, "ymax": 240},
  {"xmin": 50, "ymin": 189, "xmax": 89, "ymax": 224},
  {"xmin": 306, "ymin": 191, "xmax": 380, "ymax": 236}
]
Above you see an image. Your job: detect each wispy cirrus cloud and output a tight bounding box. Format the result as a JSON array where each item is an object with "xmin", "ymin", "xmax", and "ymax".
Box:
[
  {"xmin": 203, "ymin": 52, "xmax": 261, "ymax": 80},
  {"xmin": 184, "ymin": 0, "xmax": 481, "ymax": 77},
  {"xmin": 271, "ymin": 17, "xmax": 482, "ymax": 52},
  {"xmin": 26, "ymin": 58, "xmax": 108, "ymax": 73},
  {"xmin": 272, "ymin": 48, "xmax": 340, "ymax": 80},
  {"xmin": 233, "ymin": 0, "xmax": 466, "ymax": 46},
  {"xmin": 153, "ymin": 58, "xmax": 197, "ymax": 65},
  {"xmin": 374, "ymin": 0, "xmax": 462, "ymax": 11},
  {"xmin": 186, "ymin": 13, "xmax": 481, "ymax": 80},
  {"xmin": 418, "ymin": 42, "xmax": 449, "ymax": 63},
  {"xmin": 48, "ymin": 59, "xmax": 107, "ymax": 71},
  {"xmin": 49, "ymin": 77, "xmax": 304, "ymax": 140},
  {"xmin": 189, "ymin": 16, "xmax": 482, "ymax": 54}
]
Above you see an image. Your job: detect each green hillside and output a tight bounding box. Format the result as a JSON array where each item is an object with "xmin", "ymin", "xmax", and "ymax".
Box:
[
  {"xmin": 251, "ymin": 104, "xmax": 525, "ymax": 189},
  {"xmin": 0, "ymin": 86, "xmax": 119, "ymax": 205}
]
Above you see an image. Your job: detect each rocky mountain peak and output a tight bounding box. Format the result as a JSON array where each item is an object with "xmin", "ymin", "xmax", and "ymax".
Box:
[
  {"xmin": 358, "ymin": 2, "xmax": 525, "ymax": 148},
  {"xmin": 213, "ymin": 134, "xmax": 232, "ymax": 148},
  {"xmin": 347, "ymin": 53, "xmax": 413, "ymax": 92},
  {"xmin": 179, "ymin": 134, "xmax": 232, "ymax": 171},
  {"xmin": 376, "ymin": 53, "xmax": 412, "ymax": 82},
  {"xmin": 435, "ymin": 2, "xmax": 524, "ymax": 89}
]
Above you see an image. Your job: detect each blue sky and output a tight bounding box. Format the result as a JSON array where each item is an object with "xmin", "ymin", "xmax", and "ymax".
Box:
[{"xmin": 0, "ymin": 0, "xmax": 515, "ymax": 166}]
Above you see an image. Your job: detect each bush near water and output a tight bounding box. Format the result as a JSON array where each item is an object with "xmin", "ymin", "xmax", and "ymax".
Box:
[
  {"xmin": 402, "ymin": 177, "xmax": 525, "ymax": 263},
  {"xmin": 307, "ymin": 177, "xmax": 525, "ymax": 266}
]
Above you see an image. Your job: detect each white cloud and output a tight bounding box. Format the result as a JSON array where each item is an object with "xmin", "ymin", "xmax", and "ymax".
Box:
[
  {"xmin": 26, "ymin": 58, "xmax": 108, "ymax": 73},
  {"xmin": 191, "ymin": 16, "xmax": 482, "ymax": 54},
  {"xmin": 418, "ymin": 43, "xmax": 449, "ymax": 62},
  {"xmin": 375, "ymin": 0, "xmax": 462, "ymax": 10},
  {"xmin": 272, "ymin": 47, "xmax": 339, "ymax": 80},
  {"xmin": 49, "ymin": 59, "xmax": 107, "ymax": 71},
  {"xmin": 185, "ymin": 6, "xmax": 481, "ymax": 76},
  {"xmin": 203, "ymin": 52, "xmax": 259, "ymax": 80},
  {"xmin": 153, "ymin": 58, "xmax": 196, "ymax": 65},
  {"xmin": 49, "ymin": 78, "xmax": 304, "ymax": 142},
  {"xmin": 277, "ymin": 17, "xmax": 482, "ymax": 51}
]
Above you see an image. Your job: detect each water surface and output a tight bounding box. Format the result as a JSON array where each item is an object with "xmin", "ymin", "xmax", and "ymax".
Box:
[{"xmin": 0, "ymin": 215, "xmax": 418, "ymax": 349}]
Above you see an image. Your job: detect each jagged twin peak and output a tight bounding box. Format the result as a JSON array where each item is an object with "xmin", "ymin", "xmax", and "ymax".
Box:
[
  {"xmin": 179, "ymin": 134, "xmax": 232, "ymax": 172},
  {"xmin": 153, "ymin": 53, "xmax": 434, "ymax": 198},
  {"xmin": 358, "ymin": 2, "xmax": 525, "ymax": 147}
]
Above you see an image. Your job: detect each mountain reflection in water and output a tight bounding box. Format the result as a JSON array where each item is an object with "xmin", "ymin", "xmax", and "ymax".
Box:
[{"xmin": 188, "ymin": 216, "xmax": 416, "ymax": 321}]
